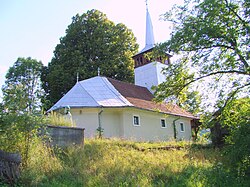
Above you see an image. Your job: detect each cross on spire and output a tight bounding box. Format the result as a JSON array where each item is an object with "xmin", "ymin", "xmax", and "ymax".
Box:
[{"xmin": 98, "ymin": 67, "xmax": 100, "ymax": 76}]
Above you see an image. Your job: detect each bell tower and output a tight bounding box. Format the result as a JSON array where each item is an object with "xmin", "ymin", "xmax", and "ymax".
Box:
[{"xmin": 133, "ymin": 1, "xmax": 171, "ymax": 93}]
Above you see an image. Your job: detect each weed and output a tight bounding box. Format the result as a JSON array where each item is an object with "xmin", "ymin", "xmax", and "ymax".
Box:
[{"xmin": 15, "ymin": 138, "xmax": 249, "ymax": 186}]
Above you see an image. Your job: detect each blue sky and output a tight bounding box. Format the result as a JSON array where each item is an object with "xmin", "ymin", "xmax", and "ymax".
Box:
[{"xmin": 0, "ymin": 0, "xmax": 182, "ymax": 99}]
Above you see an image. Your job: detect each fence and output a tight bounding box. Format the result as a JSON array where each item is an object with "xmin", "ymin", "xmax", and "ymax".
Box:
[{"xmin": 0, "ymin": 150, "xmax": 21, "ymax": 185}]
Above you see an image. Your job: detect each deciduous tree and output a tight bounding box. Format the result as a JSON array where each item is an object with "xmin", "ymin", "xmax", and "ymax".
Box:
[
  {"xmin": 42, "ymin": 9, "xmax": 138, "ymax": 108},
  {"xmin": 154, "ymin": 0, "xmax": 249, "ymax": 111},
  {"xmin": 1, "ymin": 57, "xmax": 45, "ymax": 166},
  {"xmin": 2, "ymin": 57, "xmax": 44, "ymax": 114}
]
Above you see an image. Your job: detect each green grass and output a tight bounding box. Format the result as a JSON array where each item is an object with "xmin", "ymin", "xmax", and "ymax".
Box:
[{"xmin": 17, "ymin": 138, "xmax": 249, "ymax": 187}]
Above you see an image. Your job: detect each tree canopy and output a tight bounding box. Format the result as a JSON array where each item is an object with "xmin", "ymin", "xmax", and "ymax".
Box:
[
  {"xmin": 154, "ymin": 0, "xmax": 249, "ymax": 111},
  {"xmin": 42, "ymin": 9, "xmax": 139, "ymax": 108},
  {"xmin": 2, "ymin": 57, "xmax": 44, "ymax": 114}
]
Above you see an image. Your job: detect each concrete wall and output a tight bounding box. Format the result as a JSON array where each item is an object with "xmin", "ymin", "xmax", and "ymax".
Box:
[{"xmin": 47, "ymin": 125, "xmax": 85, "ymax": 147}]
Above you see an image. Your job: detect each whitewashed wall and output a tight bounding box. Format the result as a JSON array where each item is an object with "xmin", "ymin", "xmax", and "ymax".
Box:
[{"xmin": 69, "ymin": 107, "xmax": 192, "ymax": 141}]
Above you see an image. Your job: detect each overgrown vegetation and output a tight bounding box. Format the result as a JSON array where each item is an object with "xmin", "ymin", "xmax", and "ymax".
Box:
[
  {"xmin": 47, "ymin": 112, "xmax": 76, "ymax": 127},
  {"xmin": 0, "ymin": 1, "xmax": 249, "ymax": 186},
  {"xmin": 10, "ymin": 138, "xmax": 248, "ymax": 186}
]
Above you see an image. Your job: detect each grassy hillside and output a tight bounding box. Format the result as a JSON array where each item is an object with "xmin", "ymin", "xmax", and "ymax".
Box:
[{"xmin": 12, "ymin": 139, "xmax": 250, "ymax": 186}]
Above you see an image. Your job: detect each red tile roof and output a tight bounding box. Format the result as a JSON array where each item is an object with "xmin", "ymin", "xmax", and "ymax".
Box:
[
  {"xmin": 107, "ymin": 78, "xmax": 195, "ymax": 119},
  {"xmin": 107, "ymin": 78, "xmax": 154, "ymax": 101}
]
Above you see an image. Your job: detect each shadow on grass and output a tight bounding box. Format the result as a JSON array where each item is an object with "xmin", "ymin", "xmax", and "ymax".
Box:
[{"xmin": 16, "ymin": 140, "xmax": 250, "ymax": 187}]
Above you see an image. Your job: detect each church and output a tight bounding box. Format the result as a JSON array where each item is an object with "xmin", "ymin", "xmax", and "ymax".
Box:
[{"xmin": 48, "ymin": 5, "xmax": 197, "ymax": 141}]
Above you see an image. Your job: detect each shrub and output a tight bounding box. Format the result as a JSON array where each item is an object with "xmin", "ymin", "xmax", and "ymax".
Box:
[
  {"xmin": 0, "ymin": 113, "xmax": 46, "ymax": 166},
  {"xmin": 222, "ymin": 97, "xmax": 250, "ymax": 177}
]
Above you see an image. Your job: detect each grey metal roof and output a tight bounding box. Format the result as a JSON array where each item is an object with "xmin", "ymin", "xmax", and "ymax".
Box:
[{"xmin": 48, "ymin": 76, "xmax": 133, "ymax": 111}]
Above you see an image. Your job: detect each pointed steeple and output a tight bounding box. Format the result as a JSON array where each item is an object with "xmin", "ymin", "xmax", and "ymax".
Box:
[
  {"xmin": 145, "ymin": 1, "xmax": 155, "ymax": 49},
  {"xmin": 139, "ymin": 1, "xmax": 155, "ymax": 53},
  {"xmin": 133, "ymin": 1, "xmax": 171, "ymax": 93}
]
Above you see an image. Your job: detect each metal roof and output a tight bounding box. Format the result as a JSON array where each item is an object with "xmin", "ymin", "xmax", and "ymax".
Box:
[
  {"xmin": 48, "ymin": 76, "xmax": 195, "ymax": 119},
  {"xmin": 48, "ymin": 76, "xmax": 132, "ymax": 111}
]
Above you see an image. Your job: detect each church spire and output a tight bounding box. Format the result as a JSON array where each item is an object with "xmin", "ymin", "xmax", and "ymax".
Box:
[
  {"xmin": 145, "ymin": 0, "xmax": 155, "ymax": 49},
  {"xmin": 138, "ymin": 0, "xmax": 155, "ymax": 54}
]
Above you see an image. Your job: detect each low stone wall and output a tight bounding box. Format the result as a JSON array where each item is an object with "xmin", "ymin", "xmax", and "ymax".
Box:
[
  {"xmin": 0, "ymin": 150, "xmax": 21, "ymax": 185},
  {"xmin": 46, "ymin": 125, "xmax": 85, "ymax": 147}
]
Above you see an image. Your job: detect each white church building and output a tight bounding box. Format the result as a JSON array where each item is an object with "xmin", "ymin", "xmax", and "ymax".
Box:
[{"xmin": 48, "ymin": 5, "xmax": 196, "ymax": 141}]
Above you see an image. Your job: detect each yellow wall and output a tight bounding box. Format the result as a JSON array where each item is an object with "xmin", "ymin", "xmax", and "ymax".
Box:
[
  {"xmin": 70, "ymin": 108, "xmax": 99, "ymax": 137},
  {"xmin": 68, "ymin": 107, "xmax": 192, "ymax": 141},
  {"xmin": 121, "ymin": 108, "xmax": 192, "ymax": 141},
  {"xmin": 101, "ymin": 108, "xmax": 123, "ymax": 138}
]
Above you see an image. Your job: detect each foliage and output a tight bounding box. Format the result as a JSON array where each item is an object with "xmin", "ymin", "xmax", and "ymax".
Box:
[
  {"xmin": 20, "ymin": 138, "xmax": 63, "ymax": 185},
  {"xmin": 0, "ymin": 113, "xmax": 46, "ymax": 167},
  {"xmin": 42, "ymin": 9, "xmax": 139, "ymax": 108},
  {"xmin": 154, "ymin": 0, "xmax": 249, "ymax": 111},
  {"xmin": 0, "ymin": 57, "xmax": 46, "ymax": 167},
  {"xmin": 221, "ymin": 97, "xmax": 250, "ymax": 177},
  {"xmin": 181, "ymin": 91, "xmax": 202, "ymax": 114},
  {"xmin": 153, "ymin": 60, "xmax": 202, "ymax": 114},
  {"xmin": 2, "ymin": 57, "xmax": 44, "ymax": 114}
]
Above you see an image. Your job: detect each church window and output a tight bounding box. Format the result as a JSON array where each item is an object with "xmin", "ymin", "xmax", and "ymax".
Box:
[
  {"xmin": 161, "ymin": 119, "xmax": 166, "ymax": 128},
  {"xmin": 180, "ymin": 122, "xmax": 185, "ymax": 132},
  {"xmin": 133, "ymin": 115, "xmax": 140, "ymax": 126}
]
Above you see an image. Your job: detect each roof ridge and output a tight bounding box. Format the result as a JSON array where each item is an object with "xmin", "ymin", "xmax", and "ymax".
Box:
[
  {"xmin": 100, "ymin": 77, "xmax": 132, "ymax": 106},
  {"xmin": 107, "ymin": 77, "xmax": 150, "ymax": 90},
  {"xmin": 78, "ymin": 81, "xmax": 99, "ymax": 106}
]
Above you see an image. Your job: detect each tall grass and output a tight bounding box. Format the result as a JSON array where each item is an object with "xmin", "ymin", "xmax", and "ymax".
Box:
[
  {"xmin": 18, "ymin": 138, "xmax": 249, "ymax": 187},
  {"xmin": 46, "ymin": 112, "xmax": 76, "ymax": 127}
]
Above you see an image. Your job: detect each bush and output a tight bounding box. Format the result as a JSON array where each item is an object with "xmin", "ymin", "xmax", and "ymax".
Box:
[
  {"xmin": 0, "ymin": 113, "xmax": 46, "ymax": 166},
  {"xmin": 222, "ymin": 98, "xmax": 250, "ymax": 178}
]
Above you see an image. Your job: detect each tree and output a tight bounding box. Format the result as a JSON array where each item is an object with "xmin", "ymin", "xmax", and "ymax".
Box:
[
  {"xmin": 2, "ymin": 57, "xmax": 44, "ymax": 114},
  {"xmin": 180, "ymin": 91, "xmax": 201, "ymax": 115},
  {"xmin": 221, "ymin": 97, "xmax": 250, "ymax": 177},
  {"xmin": 154, "ymin": 0, "xmax": 249, "ymax": 111},
  {"xmin": 42, "ymin": 9, "xmax": 139, "ymax": 108},
  {"xmin": 153, "ymin": 61, "xmax": 202, "ymax": 115},
  {"xmin": 1, "ymin": 57, "xmax": 45, "ymax": 166}
]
